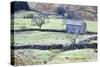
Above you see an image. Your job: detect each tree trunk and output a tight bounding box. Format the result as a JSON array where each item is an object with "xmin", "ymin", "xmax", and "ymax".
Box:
[{"xmin": 39, "ymin": 26, "xmax": 41, "ymax": 29}]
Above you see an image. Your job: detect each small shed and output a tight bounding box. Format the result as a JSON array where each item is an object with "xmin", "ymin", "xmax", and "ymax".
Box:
[
  {"xmin": 65, "ymin": 10, "xmax": 86, "ymax": 34},
  {"xmin": 66, "ymin": 19, "xmax": 86, "ymax": 34}
]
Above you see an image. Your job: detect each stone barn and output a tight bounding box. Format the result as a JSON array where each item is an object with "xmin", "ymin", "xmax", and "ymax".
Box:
[
  {"xmin": 65, "ymin": 10, "xmax": 87, "ymax": 34},
  {"xmin": 66, "ymin": 19, "xmax": 86, "ymax": 34}
]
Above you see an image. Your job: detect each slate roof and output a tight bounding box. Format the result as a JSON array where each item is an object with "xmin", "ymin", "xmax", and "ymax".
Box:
[{"xmin": 66, "ymin": 19, "xmax": 85, "ymax": 25}]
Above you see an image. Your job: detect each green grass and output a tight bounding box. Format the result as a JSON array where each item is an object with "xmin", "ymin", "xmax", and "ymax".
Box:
[
  {"xmin": 42, "ymin": 19, "xmax": 65, "ymax": 30},
  {"xmin": 13, "ymin": 48, "xmax": 97, "ymax": 65},
  {"xmin": 14, "ymin": 31, "xmax": 87, "ymax": 45},
  {"xmin": 13, "ymin": 49, "xmax": 51, "ymax": 65},
  {"xmin": 12, "ymin": 18, "xmax": 65, "ymax": 30},
  {"xmin": 13, "ymin": 18, "xmax": 97, "ymax": 45},
  {"xmin": 86, "ymin": 21, "xmax": 97, "ymax": 32},
  {"xmin": 12, "ymin": 18, "xmax": 97, "ymax": 32},
  {"xmin": 12, "ymin": 18, "xmax": 97, "ymax": 65},
  {"xmin": 12, "ymin": 19, "xmax": 36, "ymax": 30},
  {"xmin": 13, "ymin": 10, "xmax": 97, "ymax": 32},
  {"xmin": 48, "ymin": 49, "xmax": 97, "ymax": 63}
]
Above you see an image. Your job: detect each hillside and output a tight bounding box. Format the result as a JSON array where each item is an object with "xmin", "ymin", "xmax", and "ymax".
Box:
[
  {"xmin": 28, "ymin": 2, "xmax": 97, "ymax": 21},
  {"xmin": 11, "ymin": 1, "xmax": 97, "ymax": 21}
]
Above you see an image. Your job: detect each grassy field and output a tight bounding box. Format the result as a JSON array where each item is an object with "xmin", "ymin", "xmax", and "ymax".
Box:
[
  {"xmin": 12, "ymin": 18, "xmax": 97, "ymax": 65},
  {"xmin": 12, "ymin": 19, "xmax": 65, "ymax": 30},
  {"xmin": 86, "ymin": 21, "xmax": 97, "ymax": 32},
  {"xmin": 12, "ymin": 18, "xmax": 97, "ymax": 32},
  {"xmin": 13, "ymin": 48, "xmax": 97, "ymax": 65},
  {"xmin": 12, "ymin": 18, "xmax": 97, "ymax": 45},
  {"xmin": 14, "ymin": 31, "xmax": 95, "ymax": 45}
]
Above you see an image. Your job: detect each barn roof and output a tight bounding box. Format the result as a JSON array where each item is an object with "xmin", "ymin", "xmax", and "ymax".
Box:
[{"xmin": 66, "ymin": 19, "xmax": 85, "ymax": 25}]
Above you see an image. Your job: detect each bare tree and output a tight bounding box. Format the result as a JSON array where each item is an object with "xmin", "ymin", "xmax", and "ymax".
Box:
[
  {"xmin": 32, "ymin": 13, "xmax": 49, "ymax": 29},
  {"xmin": 71, "ymin": 34, "xmax": 78, "ymax": 44}
]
